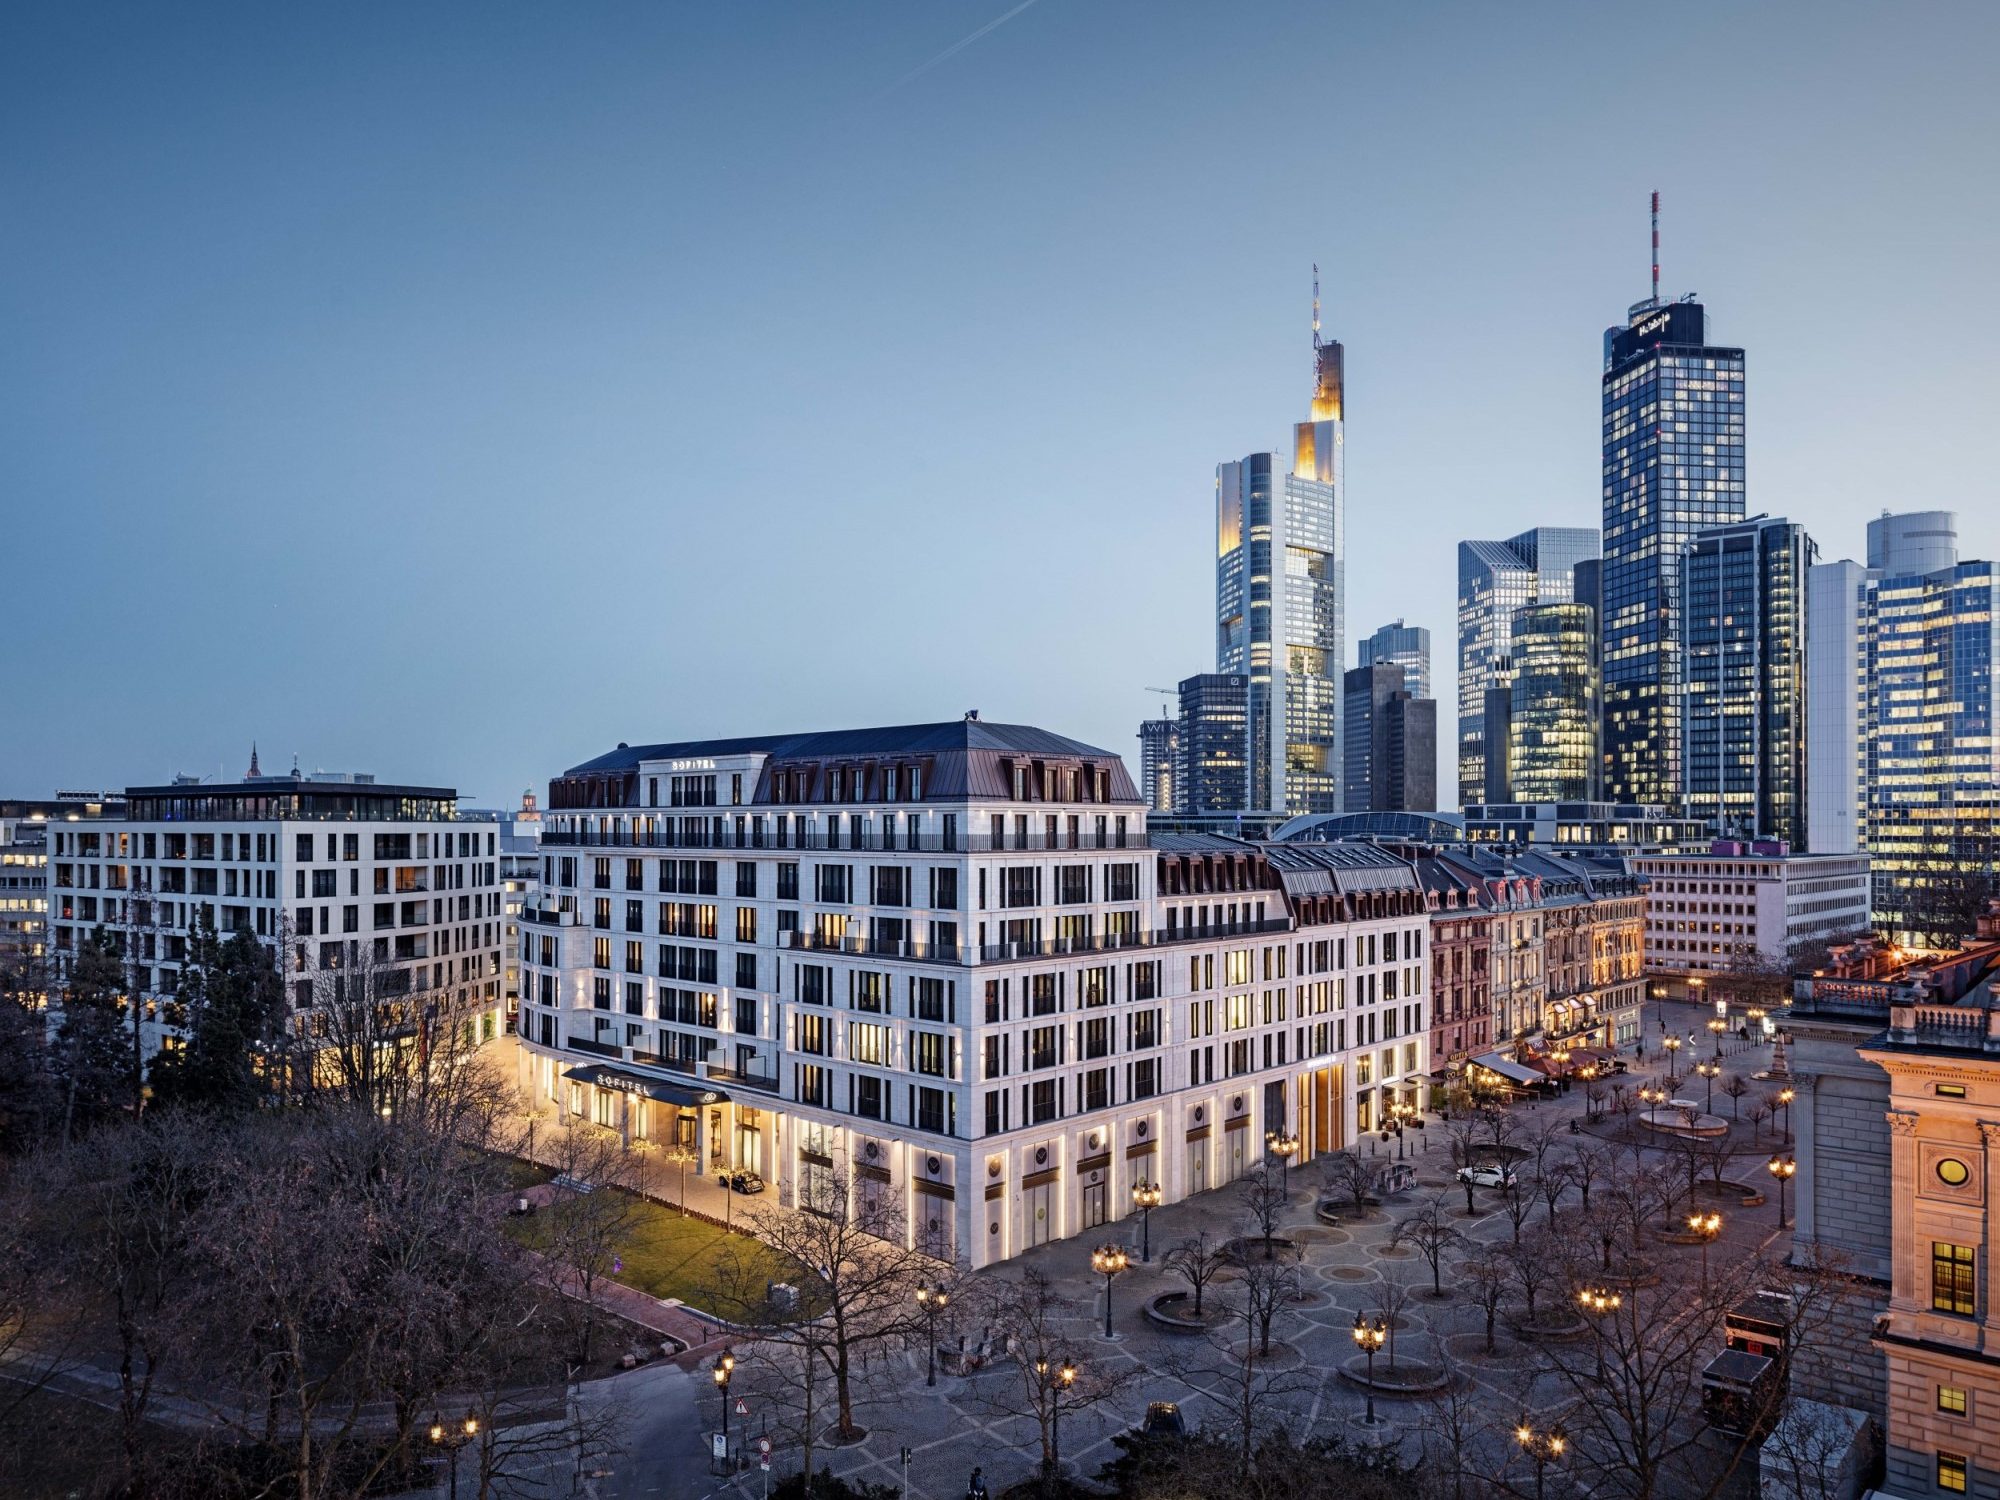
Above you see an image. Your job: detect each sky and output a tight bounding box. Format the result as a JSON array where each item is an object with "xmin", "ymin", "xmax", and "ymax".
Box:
[{"xmin": 5, "ymin": 1, "xmax": 1997, "ymax": 804}]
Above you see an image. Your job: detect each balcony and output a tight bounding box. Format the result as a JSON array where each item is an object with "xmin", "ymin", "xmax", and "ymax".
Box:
[
  {"xmin": 539, "ymin": 827, "xmax": 1149, "ymax": 853},
  {"xmin": 565, "ymin": 1034, "xmax": 623, "ymax": 1059},
  {"xmin": 705, "ymin": 1063, "xmax": 782, "ymax": 1095}
]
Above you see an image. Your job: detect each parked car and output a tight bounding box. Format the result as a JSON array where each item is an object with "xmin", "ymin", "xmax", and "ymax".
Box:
[
  {"xmin": 722, "ymin": 1170, "xmax": 766, "ymax": 1195},
  {"xmin": 1141, "ymin": 1402, "xmax": 1187, "ymax": 1437},
  {"xmin": 1456, "ymin": 1163, "xmax": 1518, "ymax": 1190}
]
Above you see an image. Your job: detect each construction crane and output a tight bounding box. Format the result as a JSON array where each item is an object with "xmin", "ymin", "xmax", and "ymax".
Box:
[{"xmin": 1143, "ymin": 687, "xmax": 1177, "ymax": 720}]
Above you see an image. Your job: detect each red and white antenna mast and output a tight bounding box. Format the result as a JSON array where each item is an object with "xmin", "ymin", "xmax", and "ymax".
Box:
[
  {"xmin": 1312, "ymin": 262, "xmax": 1322, "ymax": 350},
  {"xmin": 1650, "ymin": 190, "xmax": 1660, "ymax": 306}
]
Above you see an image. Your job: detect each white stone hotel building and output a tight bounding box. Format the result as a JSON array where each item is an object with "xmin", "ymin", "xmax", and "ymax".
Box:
[{"xmin": 516, "ymin": 717, "xmax": 1429, "ymax": 1268}]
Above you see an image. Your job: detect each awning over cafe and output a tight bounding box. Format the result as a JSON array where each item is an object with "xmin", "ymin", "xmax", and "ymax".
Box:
[
  {"xmin": 561, "ymin": 1063, "xmax": 727, "ymax": 1108},
  {"xmin": 1470, "ymin": 1052, "xmax": 1546, "ymax": 1087}
]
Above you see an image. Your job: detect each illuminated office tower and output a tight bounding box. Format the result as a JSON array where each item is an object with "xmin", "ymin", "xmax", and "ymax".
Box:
[
  {"xmin": 1865, "ymin": 550, "xmax": 2000, "ymax": 945},
  {"xmin": 1136, "ymin": 713, "xmax": 1179, "ymax": 813},
  {"xmin": 1600, "ymin": 288, "xmax": 1747, "ymax": 806},
  {"xmin": 1456, "ymin": 527, "xmax": 1598, "ymax": 804},
  {"xmin": 1216, "ymin": 287, "xmax": 1345, "ymax": 813},
  {"xmin": 1681, "ymin": 515, "xmax": 1816, "ymax": 845},
  {"xmin": 1486, "ymin": 601, "xmax": 1600, "ymax": 804},
  {"xmin": 1807, "ymin": 513, "xmax": 1962, "ymax": 858},
  {"xmin": 1357, "ymin": 619, "xmax": 1431, "ymax": 699},
  {"xmin": 1176, "ymin": 672, "xmax": 1249, "ymax": 815}
]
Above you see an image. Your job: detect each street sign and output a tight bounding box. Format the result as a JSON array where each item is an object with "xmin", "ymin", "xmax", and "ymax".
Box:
[
  {"xmin": 757, "ymin": 1437, "xmax": 773, "ymax": 1457},
  {"xmin": 760, "ymin": 1455, "xmax": 771, "ymax": 1472},
  {"xmin": 734, "ymin": 1397, "xmax": 750, "ymax": 1416},
  {"xmin": 711, "ymin": 1433, "xmax": 727, "ymax": 1460}
]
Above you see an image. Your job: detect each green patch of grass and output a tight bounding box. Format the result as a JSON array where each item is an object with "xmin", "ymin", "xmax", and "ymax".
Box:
[
  {"xmin": 504, "ymin": 1186, "xmax": 794, "ymax": 1310},
  {"xmin": 499, "ymin": 1155, "xmax": 555, "ymax": 1191}
]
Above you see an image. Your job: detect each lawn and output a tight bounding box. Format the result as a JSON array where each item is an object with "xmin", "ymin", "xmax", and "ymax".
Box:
[{"xmin": 505, "ymin": 1185, "xmax": 795, "ymax": 1312}]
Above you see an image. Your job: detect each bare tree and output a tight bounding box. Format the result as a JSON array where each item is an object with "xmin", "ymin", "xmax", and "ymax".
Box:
[
  {"xmin": 1391, "ymin": 1194, "xmax": 1465, "ymax": 1298},
  {"xmin": 1163, "ymin": 1231, "xmax": 1228, "ymax": 1319},
  {"xmin": 1370, "ymin": 1279, "xmax": 1413, "ymax": 1373},
  {"xmin": 1235, "ymin": 1242, "xmax": 1300, "ymax": 1357},
  {"xmin": 1585, "ymin": 1078, "xmax": 1610, "ymax": 1121},
  {"xmin": 1497, "ymin": 1173, "xmax": 1537, "ymax": 1246},
  {"xmin": 1239, "ymin": 1159, "xmax": 1290, "ymax": 1259},
  {"xmin": 1747, "ymin": 1098, "xmax": 1773, "ymax": 1141},
  {"xmin": 1570, "ymin": 1141, "xmax": 1607, "ymax": 1212},
  {"xmin": 1507, "ymin": 1228, "xmax": 1559, "ymax": 1328},
  {"xmin": 1443, "ymin": 1116, "xmax": 1488, "ymax": 1215},
  {"xmin": 1320, "ymin": 1148, "xmax": 1380, "ymax": 1217},
  {"xmin": 536, "ymin": 1124, "xmax": 654, "ymax": 1370},
  {"xmin": 1416, "ymin": 1357, "xmax": 1487, "ymax": 1500},
  {"xmin": 705, "ymin": 1158, "xmax": 932, "ymax": 1455},
  {"xmin": 1720, "ymin": 1075, "xmax": 1750, "ymax": 1119},
  {"xmin": 1463, "ymin": 1244, "xmax": 1511, "ymax": 1353},
  {"xmin": 975, "ymin": 1269, "xmax": 1132, "ymax": 1491}
]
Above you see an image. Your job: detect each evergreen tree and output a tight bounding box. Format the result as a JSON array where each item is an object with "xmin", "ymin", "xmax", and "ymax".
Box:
[
  {"xmin": 149, "ymin": 908, "xmax": 287, "ymax": 1114},
  {"xmin": 53, "ymin": 925, "xmax": 132, "ymax": 1141}
]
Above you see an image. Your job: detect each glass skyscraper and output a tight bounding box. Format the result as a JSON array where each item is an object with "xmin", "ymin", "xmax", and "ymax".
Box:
[
  {"xmin": 1681, "ymin": 516, "xmax": 1815, "ymax": 845},
  {"xmin": 1357, "ymin": 618, "xmax": 1431, "ymax": 699},
  {"xmin": 1176, "ymin": 672, "xmax": 1249, "ymax": 815},
  {"xmin": 1494, "ymin": 601, "xmax": 1599, "ymax": 804},
  {"xmin": 1601, "ymin": 300, "xmax": 1746, "ymax": 807},
  {"xmin": 1865, "ymin": 559, "xmax": 2000, "ymax": 945},
  {"xmin": 1217, "ymin": 335, "xmax": 1345, "ymax": 813},
  {"xmin": 1456, "ymin": 527, "xmax": 1598, "ymax": 805}
]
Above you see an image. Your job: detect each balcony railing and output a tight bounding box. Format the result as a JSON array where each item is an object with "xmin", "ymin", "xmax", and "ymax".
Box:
[
  {"xmin": 565, "ymin": 1034, "xmax": 622, "ymax": 1059},
  {"xmin": 705, "ymin": 1064, "xmax": 782, "ymax": 1094},
  {"xmin": 539, "ymin": 827, "xmax": 1147, "ymax": 853},
  {"xmin": 779, "ymin": 915, "xmax": 1288, "ymax": 967}
]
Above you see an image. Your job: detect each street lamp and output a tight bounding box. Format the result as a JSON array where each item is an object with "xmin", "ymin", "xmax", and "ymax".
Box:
[
  {"xmin": 915, "ymin": 1283, "xmax": 949, "ymax": 1387},
  {"xmin": 1695, "ymin": 1059, "xmax": 1721, "ymax": 1113},
  {"xmin": 1351, "ymin": 1313, "xmax": 1389, "ymax": 1426},
  {"xmin": 1768, "ymin": 1154, "xmax": 1797, "ymax": 1227},
  {"xmin": 1576, "ymin": 1285, "xmax": 1621, "ymax": 1379},
  {"xmin": 1776, "ymin": 1086, "xmax": 1796, "ymax": 1141},
  {"xmin": 712, "ymin": 1351, "xmax": 736, "ymax": 1443},
  {"xmin": 1267, "ymin": 1128, "xmax": 1302, "ymax": 1194},
  {"xmin": 1091, "ymin": 1243, "xmax": 1129, "ymax": 1339},
  {"xmin": 1687, "ymin": 1211, "xmax": 1723, "ymax": 1296},
  {"xmin": 1514, "ymin": 1421, "xmax": 1568, "ymax": 1500},
  {"xmin": 1035, "ymin": 1357, "xmax": 1079, "ymax": 1476},
  {"xmin": 1132, "ymin": 1180, "xmax": 1163, "ymax": 1262},
  {"xmin": 1661, "ymin": 1033, "xmax": 1683, "ymax": 1085},
  {"xmin": 428, "ymin": 1414, "xmax": 479, "ymax": 1500},
  {"xmin": 1708, "ymin": 1017, "xmax": 1729, "ymax": 1057}
]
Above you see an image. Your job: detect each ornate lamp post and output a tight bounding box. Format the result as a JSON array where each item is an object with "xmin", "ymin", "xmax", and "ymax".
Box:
[
  {"xmin": 1695, "ymin": 1059, "xmax": 1722, "ymax": 1113},
  {"xmin": 1708, "ymin": 1016, "xmax": 1729, "ymax": 1057},
  {"xmin": 1035, "ymin": 1357, "xmax": 1079, "ymax": 1475},
  {"xmin": 712, "ymin": 1351, "xmax": 736, "ymax": 1443},
  {"xmin": 915, "ymin": 1283, "xmax": 949, "ymax": 1387},
  {"xmin": 1131, "ymin": 1180, "xmax": 1163, "ymax": 1262},
  {"xmin": 1768, "ymin": 1153, "xmax": 1797, "ymax": 1227},
  {"xmin": 1267, "ymin": 1128, "xmax": 1303, "ymax": 1193},
  {"xmin": 1514, "ymin": 1422, "xmax": 1568, "ymax": 1500},
  {"xmin": 1687, "ymin": 1211, "xmax": 1723, "ymax": 1296},
  {"xmin": 1091, "ymin": 1243, "xmax": 1129, "ymax": 1339},
  {"xmin": 1661, "ymin": 1033, "xmax": 1683, "ymax": 1086},
  {"xmin": 428, "ymin": 1414, "xmax": 479, "ymax": 1500},
  {"xmin": 1776, "ymin": 1086, "xmax": 1796, "ymax": 1141},
  {"xmin": 1576, "ymin": 1285, "xmax": 1622, "ymax": 1379},
  {"xmin": 1351, "ymin": 1313, "xmax": 1389, "ymax": 1426}
]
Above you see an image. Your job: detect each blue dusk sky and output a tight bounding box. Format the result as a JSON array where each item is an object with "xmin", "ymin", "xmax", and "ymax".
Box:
[{"xmin": 4, "ymin": 1, "xmax": 1996, "ymax": 802}]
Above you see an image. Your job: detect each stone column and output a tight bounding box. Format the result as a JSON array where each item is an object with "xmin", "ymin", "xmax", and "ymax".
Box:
[
  {"xmin": 1980, "ymin": 1121, "xmax": 2000, "ymax": 1351},
  {"xmin": 1791, "ymin": 1073, "xmax": 1819, "ymax": 1247},
  {"xmin": 1886, "ymin": 1109, "xmax": 1921, "ymax": 1319}
]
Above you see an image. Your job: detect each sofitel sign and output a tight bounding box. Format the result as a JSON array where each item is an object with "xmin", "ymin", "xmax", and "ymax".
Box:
[{"xmin": 668, "ymin": 758, "xmax": 717, "ymax": 772}]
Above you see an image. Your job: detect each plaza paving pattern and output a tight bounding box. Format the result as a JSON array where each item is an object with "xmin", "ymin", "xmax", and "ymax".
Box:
[{"xmin": 683, "ymin": 1009, "xmax": 1791, "ymax": 1500}]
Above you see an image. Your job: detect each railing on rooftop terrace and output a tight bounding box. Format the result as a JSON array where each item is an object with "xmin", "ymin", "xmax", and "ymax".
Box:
[{"xmin": 537, "ymin": 828, "xmax": 1146, "ymax": 853}]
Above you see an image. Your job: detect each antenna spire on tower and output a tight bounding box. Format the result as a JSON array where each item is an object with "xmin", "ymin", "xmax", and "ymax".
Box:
[
  {"xmin": 1650, "ymin": 190, "xmax": 1660, "ymax": 306},
  {"xmin": 1311, "ymin": 263, "xmax": 1321, "ymax": 350}
]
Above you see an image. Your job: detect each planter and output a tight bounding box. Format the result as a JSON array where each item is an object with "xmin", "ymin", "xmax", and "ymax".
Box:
[
  {"xmin": 1693, "ymin": 1179, "xmax": 1766, "ymax": 1207},
  {"xmin": 1143, "ymin": 1290, "xmax": 1231, "ymax": 1334},
  {"xmin": 1511, "ymin": 1314, "xmax": 1591, "ymax": 1342},
  {"xmin": 1221, "ymin": 1236, "xmax": 1298, "ymax": 1266},
  {"xmin": 1338, "ymin": 1354, "xmax": 1451, "ymax": 1394}
]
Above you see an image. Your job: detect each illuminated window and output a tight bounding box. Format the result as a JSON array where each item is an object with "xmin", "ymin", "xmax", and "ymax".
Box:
[
  {"xmin": 1938, "ymin": 1386, "xmax": 1968, "ymax": 1416},
  {"xmin": 1938, "ymin": 1452, "xmax": 1968, "ymax": 1493},
  {"xmin": 1933, "ymin": 1243, "xmax": 1977, "ymax": 1316},
  {"xmin": 1937, "ymin": 1158, "xmax": 1972, "ymax": 1188}
]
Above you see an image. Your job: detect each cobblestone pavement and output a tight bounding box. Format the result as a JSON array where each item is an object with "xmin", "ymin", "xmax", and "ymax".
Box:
[{"xmin": 553, "ymin": 1003, "xmax": 1798, "ymax": 1500}]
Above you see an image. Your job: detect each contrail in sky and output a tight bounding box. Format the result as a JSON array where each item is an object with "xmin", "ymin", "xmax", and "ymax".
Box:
[{"xmin": 878, "ymin": 0, "xmax": 1041, "ymax": 97}]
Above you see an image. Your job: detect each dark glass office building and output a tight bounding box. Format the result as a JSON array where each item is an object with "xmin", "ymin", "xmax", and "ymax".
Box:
[
  {"xmin": 1601, "ymin": 299, "xmax": 1746, "ymax": 807},
  {"xmin": 1681, "ymin": 515, "xmax": 1816, "ymax": 846},
  {"xmin": 1176, "ymin": 672, "xmax": 1250, "ymax": 814}
]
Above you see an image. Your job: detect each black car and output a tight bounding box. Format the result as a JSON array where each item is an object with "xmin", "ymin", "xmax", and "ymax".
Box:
[{"xmin": 723, "ymin": 1170, "xmax": 766, "ymax": 1195}]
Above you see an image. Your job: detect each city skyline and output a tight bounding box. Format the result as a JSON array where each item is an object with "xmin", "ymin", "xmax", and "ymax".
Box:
[{"xmin": 6, "ymin": 4, "xmax": 1999, "ymax": 805}]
